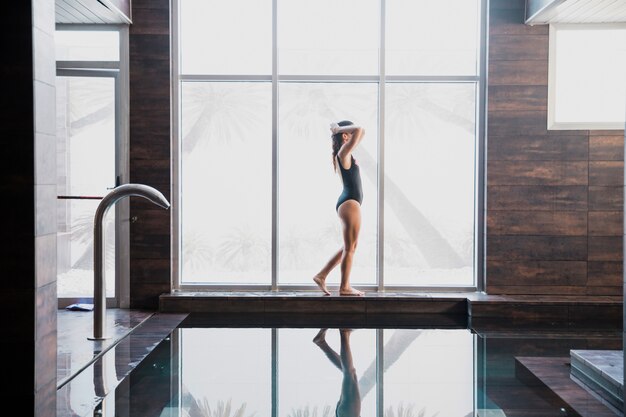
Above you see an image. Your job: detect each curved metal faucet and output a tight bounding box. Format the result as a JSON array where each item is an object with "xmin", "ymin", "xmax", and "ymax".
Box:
[{"xmin": 89, "ymin": 184, "xmax": 170, "ymax": 340}]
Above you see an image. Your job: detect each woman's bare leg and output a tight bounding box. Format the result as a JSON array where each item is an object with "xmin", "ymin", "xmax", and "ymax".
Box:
[
  {"xmin": 337, "ymin": 329, "xmax": 361, "ymax": 417},
  {"xmin": 313, "ymin": 248, "xmax": 343, "ymax": 295},
  {"xmin": 337, "ymin": 201, "xmax": 363, "ymax": 296},
  {"xmin": 312, "ymin": 328, "xmax": 342, "ymax": 370},
  {"xmin": 313, "ymin": 329, "xmax": 361, "ymax": 417}
]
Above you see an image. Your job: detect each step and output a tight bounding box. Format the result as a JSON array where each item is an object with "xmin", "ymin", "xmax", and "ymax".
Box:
[
  {"xmin": 515, "ymin": 356, "xmax": 618, "ymax": 417},
  {"xmin": 570, "ymin": 349, "xmax": 624, "ymax": 412},
  {"xmin": 159, "ymin": 291, "xmax": 468, "ymax": 315},
  {"xmin": 469, "ymin": 295, "xmax": 622, "ymax": 323}
]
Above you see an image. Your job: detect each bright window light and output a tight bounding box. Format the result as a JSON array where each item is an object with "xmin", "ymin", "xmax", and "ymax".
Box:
[
  {"xmin": 549, "ymin": 24, "xmax": 626, "ymax": 130},
  {"xmin": 55, "ymin": 31, "xmax": 119, "ymax": 61},
  {"xmin": 176, "ymin": 0, "xmax": 483, "ymax": 288},
  {"xmin": 180, "ymin": 0, "xmax": 272, "ymax": 75}
]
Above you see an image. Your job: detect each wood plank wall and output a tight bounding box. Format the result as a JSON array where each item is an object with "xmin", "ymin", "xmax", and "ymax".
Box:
[
  {"xmin": 129, "ymin": 0, "xmax": 171, "ymax": 308},
  {"xmin": 486, "ymin": 0, "xmax": 624, "ymax": 295}
]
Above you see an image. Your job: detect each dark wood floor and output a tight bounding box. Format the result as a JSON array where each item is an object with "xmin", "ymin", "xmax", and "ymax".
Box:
[{"xmin": 516, "ymin": 356, "xmax": 620, "ymax": 417}]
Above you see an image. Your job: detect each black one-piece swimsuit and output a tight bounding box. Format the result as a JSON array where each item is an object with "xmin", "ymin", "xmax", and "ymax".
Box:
[{"xmin": 336, "ymin": 155, "xmax": 363, "ymax": 211}]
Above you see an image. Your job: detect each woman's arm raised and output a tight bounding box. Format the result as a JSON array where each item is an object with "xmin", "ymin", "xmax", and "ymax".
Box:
[{"xmin": 337, "ymin": 126, "xmax": 365, "ymax": 159}]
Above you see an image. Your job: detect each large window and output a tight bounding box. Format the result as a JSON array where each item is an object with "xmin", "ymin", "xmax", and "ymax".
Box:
[{"xmin": 175, "ymin": 0, "xmax": 484, "ymax": 289}]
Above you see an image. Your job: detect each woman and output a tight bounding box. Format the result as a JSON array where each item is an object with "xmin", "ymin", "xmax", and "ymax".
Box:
[
  {"xmin": 313, "ymin": 328, "xmax": 361, "ymax": 417},
  {"xmin": 313, "ymin": 120, "xmax": 365, "ymax": 296}
]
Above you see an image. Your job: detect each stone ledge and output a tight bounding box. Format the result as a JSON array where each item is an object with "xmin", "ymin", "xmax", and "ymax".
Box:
[
  {"xmin": 159, "ymin": 291, "xmax": 468, "ymax": 315},
  {"xmin": 159, "ymin": 291, "xmax": 623, "ymax": 324}
]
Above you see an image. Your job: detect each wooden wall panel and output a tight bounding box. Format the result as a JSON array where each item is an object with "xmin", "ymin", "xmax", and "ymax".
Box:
[
  {"xmin": 488, "ymin": 134, "xmax": 588, "ymax": 161},
  {"xmin": 488, "ymin": 186, "xmax": 588, "ymax": 211},
  {"xmin": 487, "ymin": 161, "xmax": 588, "ymax": 185},
  {"xmin": 588, "ymin": 211, "xmax": 622, "ymax": 236},
  {"xmin": 489, "ymin": 36, "xmax": 548, "ymax": 61},
  {"xmin": 489, "ymin": 60, "xmax": 548, "ymax": 85},
  {"xmin": 588, "ymin": 236, "xmax": 622, "ymax": 261},
  {"xmin": 488, "ymin": 85, "xmax": 548, "ymax": 111},
  {"xmin": 485, "ymin": 3, "xmax": 624, "ymax": 296},
  {"xmin": 487, "ymin": 236, "xmax": 588, "ymax": 261},
  {"xmin": 129, "ymin": 0, "xmax": 171, "ymax": 309},
  {"xmin": 588, "ymin": 261, "xmax": 622, "ymax": 286},
  {"xmin": 589, "ymin": 186, "xmax": 622, "ymax": 210},
  {"xmin": 488, "ymin": 211, "xmax": 587, "ymax": 235},
  {"xmin": 487, "ymin": 261, "xmax": 587, "ymax": 286},
  {"xmin": 589, "ymin": 161, "xmax": 623, "ymax": 186},
  {"xmin": 590, "ymin": 135, "xmax": 624, "ymax": 161}
]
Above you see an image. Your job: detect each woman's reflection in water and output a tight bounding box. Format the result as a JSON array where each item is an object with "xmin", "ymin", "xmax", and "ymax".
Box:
[{"xmin": 313, "ymin": 329, "xmax": 361, "ymax": 417}]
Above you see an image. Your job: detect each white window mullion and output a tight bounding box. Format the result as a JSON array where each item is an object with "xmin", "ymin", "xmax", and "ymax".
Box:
[
  {"xmin": 271, "ymin": 0, "xmax": 279, "ymax": 291},
  {"xmin": 377, "ymin": 0, "xmax": 386, "ymax": 292}
]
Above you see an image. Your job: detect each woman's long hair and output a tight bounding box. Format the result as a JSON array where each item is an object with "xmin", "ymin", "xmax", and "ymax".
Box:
[{"xmin": 331, "ymin": 120, "xmax": 354, "ymax": 172}]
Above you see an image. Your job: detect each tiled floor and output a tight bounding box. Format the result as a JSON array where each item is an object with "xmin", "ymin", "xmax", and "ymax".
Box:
[
  {"xmin": 57, "ymin": 308, "xmax": 153, "ymax": 388},
  {"xmin": 57, "ymin": 310, "xmax": 188, "ymax": 417}
]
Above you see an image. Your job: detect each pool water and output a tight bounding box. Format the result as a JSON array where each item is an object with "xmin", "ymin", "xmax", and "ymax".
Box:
[{"xmin": 102, "ymin": 318, "xmax": 622, "ymax": 417}]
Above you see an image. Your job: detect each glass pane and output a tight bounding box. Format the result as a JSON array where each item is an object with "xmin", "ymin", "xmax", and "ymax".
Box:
[
  {"xmin": 384, "ymin": 83, "xmax": 475, "ymax": 286},
  {"xmin": 180, "ymin": 0, "xmax": 272, "ymax": 75},
  {"xmin": 56, "ymin": 76, "xmax": 116, "ymax": 298},
  {"xmin": 386, "ymin": 0, "xmax": 480, "ymax": 76},
  {"xmin": 554, "ymin": 27, "xmax": 626, "ymax": 125},
  {"xmin": 55, "ymin": 31, "xmax": 119, "ymax": 61},
  {"xmin": 57, "ymin": 200, "xmax": 115, "ymax": 298},
  {"xmin": 278, "ymin": 0, "xmax": 379, "ymax": 75},
  {"xmin": 279, "ymin": 328, "xmax": 377, "ymax": 417},
  {"xmin": 278, "ymin": 83, "xmax": 378, "ymax": 286},
  {"xmin": 181, "ymin": 328, "xmax": 271, "ymax": 416},
  {"xmin": 181, "ymin": 82, "xmax": 272, "ymax": 284},
  {"xmin": 383, "ymin": 329, "xmax": 474, "ymax": 416}
]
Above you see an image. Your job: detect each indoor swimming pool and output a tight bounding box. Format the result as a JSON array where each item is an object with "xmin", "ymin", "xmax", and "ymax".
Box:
[{"xmin": 62, "ymin": 315, "xmax": 622, "ymax": 417}]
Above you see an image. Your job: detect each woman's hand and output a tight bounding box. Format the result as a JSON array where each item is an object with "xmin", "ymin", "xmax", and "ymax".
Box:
[{"xmin": 330, "ymin": 123, "xmax": 362, "ymax": 135}]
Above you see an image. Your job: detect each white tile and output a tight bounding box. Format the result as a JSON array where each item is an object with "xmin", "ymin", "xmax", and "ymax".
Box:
[{"xmin": 34, "ymin": 80, "xmax": 56, "ymax": 136}]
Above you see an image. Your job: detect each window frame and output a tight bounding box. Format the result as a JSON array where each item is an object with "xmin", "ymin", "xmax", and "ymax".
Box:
[
  {"xmin": 171, "ymin": 0, "xmax": 487, "ymax": 292},
  {"xmin": 55, "ymin": 24, "xmax": 130, "ymax": 308}
]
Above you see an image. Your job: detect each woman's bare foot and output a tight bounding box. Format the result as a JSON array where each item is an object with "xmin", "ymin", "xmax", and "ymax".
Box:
[
  {"xmin": 313, "ymin": 274, "xmax": 331, "ymax": 296},
  {"xmin": 339, "ymin": 287, "xmax": 364, "ymax": 296},
  {"xmin": 313, "ymin": 328, "xmax": 328, "ymax": 345}
]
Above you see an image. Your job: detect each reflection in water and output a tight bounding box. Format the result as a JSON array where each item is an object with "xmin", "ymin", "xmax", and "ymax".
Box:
[
  {"xmin": 313, "ymin": 329, "xmax": 361, "ymax": 417},
  {"xmin": 184, "ymin": 398, "xmax": 254, "ymax": 417},
  {"xmin": 110, "ymin": 327, "xmax": 476, "ymax": 417}
]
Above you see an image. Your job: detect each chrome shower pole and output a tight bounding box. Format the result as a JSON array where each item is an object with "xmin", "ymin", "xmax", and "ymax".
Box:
[{"xmin": 89, "ymin": 184, "xmax": 170, "ymax": 341}]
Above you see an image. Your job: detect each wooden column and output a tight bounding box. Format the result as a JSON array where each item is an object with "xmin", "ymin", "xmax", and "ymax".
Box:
[{"xmin": 129, "ymin": 0, "xmax": 171, "ymax": 308}]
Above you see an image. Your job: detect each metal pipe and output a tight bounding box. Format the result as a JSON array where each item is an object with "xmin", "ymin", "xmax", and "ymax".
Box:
[{"xmin": 89, "ymin": 184, "xmax": 170, "ymax": 340}]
